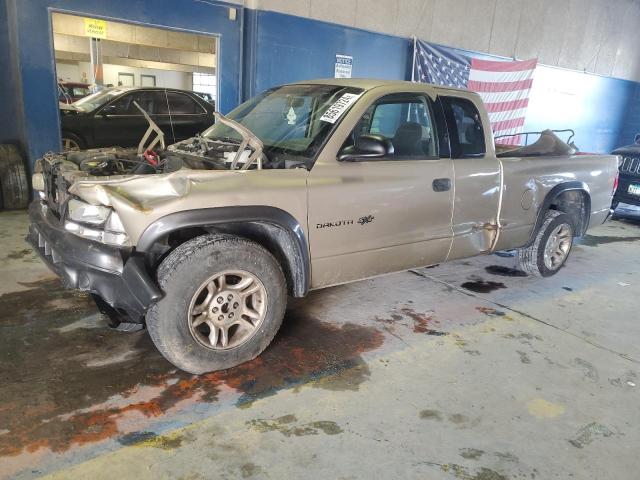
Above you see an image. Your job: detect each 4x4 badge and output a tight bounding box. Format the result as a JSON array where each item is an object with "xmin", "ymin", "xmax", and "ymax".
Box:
[{"xmin": 358, "ymin": 215, "xmax": 375, "ymax": 225}]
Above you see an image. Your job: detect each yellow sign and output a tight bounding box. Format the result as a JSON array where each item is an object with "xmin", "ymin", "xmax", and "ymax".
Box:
[{"xmin": 83, "ymin": 18, "xmax": 107, "ymax": 39}]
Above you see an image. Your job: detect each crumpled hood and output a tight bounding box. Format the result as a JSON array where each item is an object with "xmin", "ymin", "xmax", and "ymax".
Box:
[
  {"xmin": 68, "ymin": 169, "xmax": 240, "ymax": 213},
  {"xmin": 63, "ymin": 163, "xmax": 309, "ymax": 247}
]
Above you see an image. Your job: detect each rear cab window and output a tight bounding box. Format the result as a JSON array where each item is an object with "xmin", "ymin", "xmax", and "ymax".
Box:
[{"xmin": 441, "ymin": 96, "xmax": 486, "ymax": 158}]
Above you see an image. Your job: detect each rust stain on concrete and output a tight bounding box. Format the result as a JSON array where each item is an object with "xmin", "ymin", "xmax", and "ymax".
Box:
[
  {"xmin": 0, "ymin": 279, "xmax": 384, "ymax": 459},
  {"xmin": 375, "ymin": 307, "xmax": 447, "ymax": 336}
]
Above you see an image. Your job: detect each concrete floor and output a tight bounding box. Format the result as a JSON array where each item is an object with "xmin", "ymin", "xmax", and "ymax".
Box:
[{"xmin": 1, "ymin": 208, "xmax": 639, "ymax": 480}]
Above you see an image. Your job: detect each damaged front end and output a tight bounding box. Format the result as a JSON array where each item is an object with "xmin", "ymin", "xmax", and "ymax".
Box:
[
  {"xmin": 31, "ymin": 103, "xmax": 268, "ymax": 243},
  {"xmin": 26, "ymin": 197, "xmax": 162, "ymax": 322},
  {"xmin": 27, "ymin": 103, "xmax": 273, "ymax": 322},
  {"xmin": 28, "ymin": 150, "xmax": 162, "ymax": 321}
]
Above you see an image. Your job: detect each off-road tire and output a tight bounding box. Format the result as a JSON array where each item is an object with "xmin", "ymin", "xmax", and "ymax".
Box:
[
  {"xmin": 518, "ymin": 210, "xmax": 574, "ymax": 277},
  {"xmin": 146, "ymin": 234, "xmax": 287, "ymax": 374},
  {"xmin": 0, "ymin": 144, "xmax": 29, "ymax": 210}
]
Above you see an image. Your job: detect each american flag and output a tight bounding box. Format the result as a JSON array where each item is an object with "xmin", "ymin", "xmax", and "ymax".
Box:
[{"xmin": 413, "ymin": 40, "xmax": 537, "ymax": 145}]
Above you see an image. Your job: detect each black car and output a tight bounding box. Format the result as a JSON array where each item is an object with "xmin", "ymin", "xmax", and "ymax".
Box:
[
  {"xmin": 60, "ymin": 87, "xmax": 215, "ymax": 151},
  {"xmin": 612, "ymin": 134, "xmax": 640, "ymax": 210}
]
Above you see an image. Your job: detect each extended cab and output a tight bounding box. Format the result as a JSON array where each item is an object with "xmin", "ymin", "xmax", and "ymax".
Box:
[{"xmin": 28, "ymin": 79, "xmax": 618, "ymax": 374}]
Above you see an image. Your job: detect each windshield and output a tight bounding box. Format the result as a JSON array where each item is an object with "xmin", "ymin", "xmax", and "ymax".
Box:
[
  {"xmin": 202, "ymin": 84, "xmax": 364, "ymax": 161},
  {"xmin": 72, "ymin": 88, "xmax": 130, "ymax": 112}
]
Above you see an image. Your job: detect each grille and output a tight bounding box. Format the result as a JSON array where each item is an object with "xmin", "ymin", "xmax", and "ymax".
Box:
[
  {"xmin": 620, "ymin": 156, "xmax": 640, "ymax": 175},
  {"xmin": 41, "ymin": 158, "xmax": 69, "ymax": 218},
  {"xmin": 31, "ymin": 223, "xmax": 62, "ymax": 266}
]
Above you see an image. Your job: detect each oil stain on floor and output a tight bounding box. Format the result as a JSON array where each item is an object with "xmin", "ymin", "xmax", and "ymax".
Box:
[
  {"xmin": 461, "ymin": 279, "xmax": 507, "ymax": 294},
  {"xmin": 0, "ymin": 279, "xmax": 384, "ymax": 461},
  {"xmin": 484, "ymin": 265, "xmax": 528, "ymax": 278}
]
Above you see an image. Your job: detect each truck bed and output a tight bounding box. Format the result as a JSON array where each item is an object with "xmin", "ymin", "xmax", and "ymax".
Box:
[{"xmin": 494, "ymin": 153, "xmax": 618, "ymax": 251}]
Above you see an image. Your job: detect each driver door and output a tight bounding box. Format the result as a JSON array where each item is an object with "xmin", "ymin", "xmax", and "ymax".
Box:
[{"xmin": 307, "ymin": 92, "xmax": 455, "ymax": 288}]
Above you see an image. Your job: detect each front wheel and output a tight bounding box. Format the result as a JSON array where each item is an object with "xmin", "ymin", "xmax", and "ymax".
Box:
[
  {"xmin": 147, "ymin": 234, "xmax": 287, "ymax": 374},
  {"xmin": 518, "ymin": 210, "xmax": 575, "ymax": 277}
]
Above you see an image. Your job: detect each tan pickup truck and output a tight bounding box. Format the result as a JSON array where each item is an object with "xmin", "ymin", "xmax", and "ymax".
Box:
[{"xmin": 28, "ymin": 79, "xmax": 618, "ymax": 373}]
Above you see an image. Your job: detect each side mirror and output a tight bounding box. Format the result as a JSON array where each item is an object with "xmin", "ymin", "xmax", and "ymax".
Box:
[
  {"xmin": 100, "ymin": 104, "xmax": 117, "ymax": 116},
  {"xmin": 338, "ymin": 134, "xmax": 394, "ymax": 162}
]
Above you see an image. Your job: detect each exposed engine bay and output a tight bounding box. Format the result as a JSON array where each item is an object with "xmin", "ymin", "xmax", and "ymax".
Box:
[{"xmin": 39, "ymin": 101, "xmax": 307, "ymax": 183}]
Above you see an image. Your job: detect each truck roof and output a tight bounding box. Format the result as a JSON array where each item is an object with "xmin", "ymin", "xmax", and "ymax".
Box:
[{"xmin": 294, "ymin": 78, "xmax": 472, "ymax": 95}]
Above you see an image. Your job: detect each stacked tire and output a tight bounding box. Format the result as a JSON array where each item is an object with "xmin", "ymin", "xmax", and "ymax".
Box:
[{"xmin": 0, "ymin": 144, "xmax": 29, "ymax": 210}]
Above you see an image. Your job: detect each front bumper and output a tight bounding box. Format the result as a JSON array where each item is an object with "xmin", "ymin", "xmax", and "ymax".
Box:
[{"xmin": 27, "ymin": 200, "xmax": 162, "ymax": 321}]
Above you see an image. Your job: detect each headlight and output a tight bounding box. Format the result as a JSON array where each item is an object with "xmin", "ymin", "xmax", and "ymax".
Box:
[
  {"xmin": 32, "ymin": 173, "xmax": 45, "ymax": 192},
  {"xmin": 65, "ymin": 219, "xmax": 130, "ymax": 246},
  {"xmin": 65, "ymin": 199, "xmax": 130, "ymax": 246},
  {"xmin": 68, "ymin": 199, "xmax": 111, "ymax": 225},
  {"xmin": 104, "ymin": 210, "xmax": 126, "ymax": 232}
]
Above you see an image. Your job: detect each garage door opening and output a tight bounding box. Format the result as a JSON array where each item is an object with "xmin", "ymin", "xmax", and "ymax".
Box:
[{"xmin": 51, "ymin": 12, "xmax": 218, "ymax": 151}]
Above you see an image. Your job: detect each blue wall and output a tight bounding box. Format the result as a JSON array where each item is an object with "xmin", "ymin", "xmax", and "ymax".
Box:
[
  {"xmin": 617, "ymin": 83, "xmax": 640, "ymax": 148},
  {"xmin": 4, "ymin": 0, "xmax": 242, "ymax": 171},
  {"xmin": 524, "ymin": 65, "xmax": 637, "ymax": 153},
  {"xmin": 3, "ymin": 0, "xmax": 640, "ymax": 174},
  {"xmin": 244, "ymin": 10, "xmax": 411, "ymax": 98},
  {"xmin": 243, "ymin": 12, "xmax": 640, "ymax": 153}
]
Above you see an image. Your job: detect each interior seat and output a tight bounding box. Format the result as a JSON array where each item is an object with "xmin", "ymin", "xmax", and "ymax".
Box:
[
  {"xmin": 464, "ymin": 124, "xmax": 484, "ymax": 153},
  {"xmin": 393, "ymin": 122, "xmax": 424, "ymax": 156}
]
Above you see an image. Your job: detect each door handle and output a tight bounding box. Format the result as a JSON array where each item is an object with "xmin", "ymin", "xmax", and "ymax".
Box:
[{"xmin": 432, "ymin": 178, "xmax": 452, "ymax": 192}]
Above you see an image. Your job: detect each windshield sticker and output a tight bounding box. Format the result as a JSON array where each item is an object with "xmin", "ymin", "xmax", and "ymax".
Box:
[
  {"xmin": 287, "ymin": 107, "xmax": 297, "ymax": 125},
  {"xmin": 320, "ymin": 93, "xmax": 363, "ymax": 124}
]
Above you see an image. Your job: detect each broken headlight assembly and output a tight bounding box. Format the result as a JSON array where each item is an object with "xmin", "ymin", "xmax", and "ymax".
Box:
[{"xmin": 64, "ymin": 199, "xmax": 130, "ymax": 246}]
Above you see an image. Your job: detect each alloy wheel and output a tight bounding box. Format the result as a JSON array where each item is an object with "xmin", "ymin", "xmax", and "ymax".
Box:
[
  {"xmin": 62, "ymin": 138, "xmax": 80, "ymax": 152},
  {"xmin": 187, "ymin": 270, "xmax": 267, "ymax": 350},
  {"xmin": 543, "ymin": 223, "xmax": 572, "ymax": 270}
]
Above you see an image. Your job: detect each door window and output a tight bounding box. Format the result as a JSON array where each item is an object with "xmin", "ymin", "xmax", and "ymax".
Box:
[
  {"xmin": 350, "ymin": 94, "xmax": 438, "ymax": 159},
  {"xmin": 108, "ymin": 91, "xmax": 159, "ymax": 115},
  {"xmin": 441, "ymin": 96, "xmax": 486, "ymax": 157},
  {"xmin": 164, "ymin": 92, "xmax": 204, "ymax": 114}
]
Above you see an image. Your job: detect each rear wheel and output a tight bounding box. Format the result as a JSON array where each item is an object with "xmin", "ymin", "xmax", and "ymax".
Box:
[
  {"xmin": 518, "ymin": 210, "xmax": 574, "ymax": 277},
  {"xmin": 146, "ymin": 234, "xmax": 287, "ymax": 374}
]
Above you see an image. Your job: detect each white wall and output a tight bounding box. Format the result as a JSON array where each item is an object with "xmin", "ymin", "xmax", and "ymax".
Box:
[
  {"xmin": 55, "ymin": 62, "xmax": 83, "ymax": 83},
  {"xmin": 101, "ymin": 64, "xmax": 192, "ymax": 89},
  {"xmin": 55, "ymin": 61, "xmax": 193, "ymax": 90}
]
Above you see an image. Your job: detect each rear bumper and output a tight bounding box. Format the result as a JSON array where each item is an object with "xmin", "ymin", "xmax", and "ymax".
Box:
[
  {"xmin": 613, "ymin": 191, "xmax": 640, "ymax": 207},
  {"xmin": 613, "ymin": 174, "xmax": 640, "ymax": 207},
  {"xmin": 26, "ymin": 200, "xmax": 162, "ymax": 321}
]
